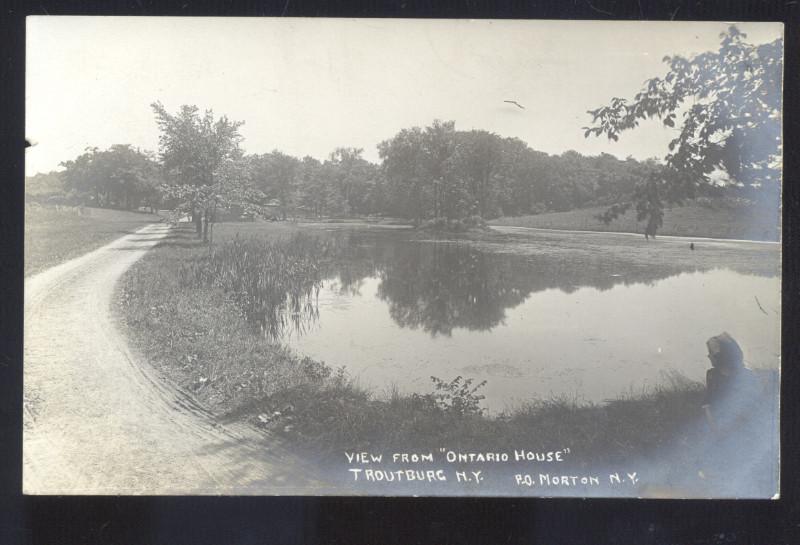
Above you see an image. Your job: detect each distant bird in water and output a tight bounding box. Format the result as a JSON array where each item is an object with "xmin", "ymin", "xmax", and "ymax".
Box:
[
  {"xmin": 504, "ymin": 100, "xmax": 526, "ymax": 110},
  {"xmin": 690, "ymin": 242, "xmax": 695, "ymax": 251}
]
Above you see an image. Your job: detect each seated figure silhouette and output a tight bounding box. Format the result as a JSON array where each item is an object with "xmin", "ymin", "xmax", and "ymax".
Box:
[
  {"xmin": 702, "ymin": 332, "xmax": 758, "ymax": 432},
  {"xmin": 695, "ymin": 332, "xmax": 779, "ymax": 496}
]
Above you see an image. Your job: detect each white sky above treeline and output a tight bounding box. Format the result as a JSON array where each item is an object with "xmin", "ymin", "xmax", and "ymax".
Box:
[{"xmin": 25, "ymin": 17, "xmax": 782, "ymax": 175}]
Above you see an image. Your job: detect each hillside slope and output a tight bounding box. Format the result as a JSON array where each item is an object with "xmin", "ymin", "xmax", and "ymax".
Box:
[{"xmin": 490, "ymin": 201, "xmax": 779, "ymax": 241}]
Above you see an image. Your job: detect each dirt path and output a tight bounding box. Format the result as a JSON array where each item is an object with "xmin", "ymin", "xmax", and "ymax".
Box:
[{"xmin": 24, "ymin": 224, "xmax": 333, "ymax": 495}]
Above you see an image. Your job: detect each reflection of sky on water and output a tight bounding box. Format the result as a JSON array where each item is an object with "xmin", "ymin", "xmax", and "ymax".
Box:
[{"xmin": 287, "ymin": 268, "xmax": 780, "ymax": 413}]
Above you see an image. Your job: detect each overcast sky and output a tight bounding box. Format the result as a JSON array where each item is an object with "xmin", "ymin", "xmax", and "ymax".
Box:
[{"xmin": 25, "ymin": 17, "xmax": 782, "ymax": 175}]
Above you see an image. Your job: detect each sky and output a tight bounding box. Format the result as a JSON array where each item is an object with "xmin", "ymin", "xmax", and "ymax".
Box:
[{"xmin": 25, "ymin": 17, "xmax": 783, "ymax": 175}]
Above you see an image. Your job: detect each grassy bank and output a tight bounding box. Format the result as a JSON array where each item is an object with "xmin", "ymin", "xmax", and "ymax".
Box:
[
  {"xmin": 490, "ymin": 200, "xmax": 780, "ymax": 241},
  {"xmin": 25, "ymin": 204, "xmax": 163, "ymax": 276},
  {"xmin": 116, "ymin": 222, "xmax": 724, "ymax": 471}
]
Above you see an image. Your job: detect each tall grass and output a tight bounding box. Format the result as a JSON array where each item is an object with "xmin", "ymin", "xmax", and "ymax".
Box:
[{"xmin": 178, "ymin": 233, "xmax": 336, "ymax": 340}]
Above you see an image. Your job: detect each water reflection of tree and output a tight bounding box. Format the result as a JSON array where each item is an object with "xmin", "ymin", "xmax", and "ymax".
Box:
[
  {"xmin": 214, "ymin": 230, "xmax": 708, "ymax": 340},
  {"xmin": 320, "ymin": 232, "xmax": 698, "ymax": 336},
  {"xmin": 376, "ymin": 243, "xmax": 529, "ymax": 336},
  {"xmin": 325, "ymin": 239, "xmax": 384, "ymax": 296}
]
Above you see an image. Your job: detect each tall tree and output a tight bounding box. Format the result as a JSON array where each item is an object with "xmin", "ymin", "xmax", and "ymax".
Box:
[
  {"xmin": 60, "ymin": 147, "xmax": 104, "ymax": 206},
  {"xmin": 296, "ymin": 156, "xmax": 327, "ymax": 217},
  {"xmin": 25, "ymin": 171, "xmax": 66, "ymax": 202},
  {"xmin": 151, "ymin": 102, "xmax": 245, "ymax": 241},
  {"xmin": 249, "ymin": 151, "xmax": 301, "ymax": 220},
  {"xmin": 60, "ymin": 145, "xmax": 161, "ymax": 210},
  {"xmin": 421, "ymin": 120, "xmax": 457, "ymax": 219},
  {"xmin": 378, "ymin": 126, "xmax": 428, "ymax": 225},
  {"xmin": 327, "ymin": 147, "xmax": 383, "ymax": 216},
  {"xmin": 450, "ymin": 130, "xmax": 503, "ymax": 218},
  {"xmin": 584, "ymin": 26, "xmax": 782, "ymax": 235}
]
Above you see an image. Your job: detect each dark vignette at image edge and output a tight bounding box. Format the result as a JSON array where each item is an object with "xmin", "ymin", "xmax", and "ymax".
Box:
[{"xmin": 1, "ymin": 1, "xmax": 800, "ymax": 544}]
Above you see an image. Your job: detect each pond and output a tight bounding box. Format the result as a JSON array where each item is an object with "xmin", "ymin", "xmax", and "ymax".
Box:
[{"xmin": 279, "ymin": 227, "xmax": 781, "ymax": 413}]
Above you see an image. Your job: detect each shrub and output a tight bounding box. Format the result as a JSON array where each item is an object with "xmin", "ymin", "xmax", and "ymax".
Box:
[{"xmin": 430, "ymin": 375, "xmax": 487, "ymax": 416}]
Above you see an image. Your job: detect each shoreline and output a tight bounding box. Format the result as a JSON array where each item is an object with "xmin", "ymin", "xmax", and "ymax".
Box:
[
  {"xmin": 287, "ymin": 217, "xmax": 779, "ymax": 245},
  {"xmin": 490, "ymin": 224, "xmax": 781, "ymax": 246},
  {"xmin": 113, "ymin": 224, "xmax": 712, "ymax": 460},
  {"xmin": 108, "ymin": 222, "xmax": 778, "ymax": 496}
]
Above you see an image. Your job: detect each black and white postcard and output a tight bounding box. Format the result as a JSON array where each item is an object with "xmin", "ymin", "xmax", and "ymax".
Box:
[{"xmin": 23, "ymin": 17, "xmax": 782, "ymax": 498}]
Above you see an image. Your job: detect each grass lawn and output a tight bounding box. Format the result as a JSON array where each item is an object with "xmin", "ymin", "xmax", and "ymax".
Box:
[
  {"xmin": 25, "ymin": 204, "xmax": 163, "ymax": 276},
  {"xmin": 114, "ymin": 220, "xmax": 778, "ymax": 496},
  {"xmin": 490, "ymin": 201, "xmax": 780, "ymax": 241}
]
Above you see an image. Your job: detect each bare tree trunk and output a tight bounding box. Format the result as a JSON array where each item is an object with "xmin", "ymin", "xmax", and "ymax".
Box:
[
  {"xmin": 193, "ymin": 206, "xmax": 202, "ymax": 238},
  {"xmin": 209, "ymin": 200, "xmax": 218, "ymax": 244}
]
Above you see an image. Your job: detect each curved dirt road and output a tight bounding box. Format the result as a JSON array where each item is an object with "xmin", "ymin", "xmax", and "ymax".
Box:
[{"xmin": 24, "ymin": 224, "xmax": 331, "ymax": 495}]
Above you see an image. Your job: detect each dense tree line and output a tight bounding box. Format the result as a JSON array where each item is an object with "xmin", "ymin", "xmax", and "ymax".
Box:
[
  {"xmin": 251, "ymin": 126, "xmax": 666, "ymax": 225},
  {"xmin": 30, "ymin": 27, "xmax": 779, "ymax": 240},
  {"xmin": 377, "ymin": 120, "xmax": 661, "ymax": 224},
  {"xmin": 242, "ymin": 124, "xmax": 662, "ymax": 225},
  {"xmin": 39, "ymin": 110, "xmax": 758, "ymax": 239},
  {"xmin": 45, "ymin": 25, "xmax": 780, "ymax": 238},
  {"xmin": 48, "ymin": 113, "xmax": 665, "ymax": 232},
  {"xmin": 55, "ymin": 144, "xmax": 162, "ymax": 210},
  {"xmin": 246, "ymin": 147, "xmax": 384, "ymax": 220}
]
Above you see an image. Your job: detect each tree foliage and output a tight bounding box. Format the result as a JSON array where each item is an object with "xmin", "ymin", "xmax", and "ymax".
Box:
[
  {"xmin": 52, "ymin": 107, "xmax": 669, "ymax": 234},
  {"xmin": 584, "ymin": 26, "xmax": 782, "ymax": 232},
  {"xmin": 248, "ymin": 151, "xmax": 301, "ymax": 220},
  {"xmin": 151, "ymin": 102, "xmax": 247, "ymax": 240},
  {"xmin": 378, "ymin": 120, "xmax": 660, "ymax": 225},
  {"xmin": 60, "ymin": 145, "xmax": 161, "ymax": 210}
]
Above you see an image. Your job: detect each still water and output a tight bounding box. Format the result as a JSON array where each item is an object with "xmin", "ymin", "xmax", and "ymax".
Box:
[{"xmin": 284, "ymin": 228, "xmax": 780, "ymax": 413}]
